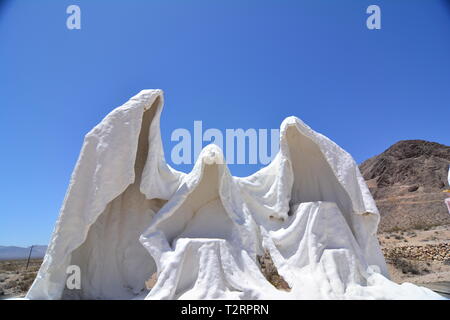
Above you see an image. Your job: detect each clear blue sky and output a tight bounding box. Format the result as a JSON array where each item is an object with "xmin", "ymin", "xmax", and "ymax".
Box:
[{"xmin": 1, "ymin": 0, "xmax": 449, "ymax": 246}]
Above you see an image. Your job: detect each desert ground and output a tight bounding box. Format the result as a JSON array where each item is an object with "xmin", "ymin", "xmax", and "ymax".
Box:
[
  {"xmin": 0, "ymin": 259, "xmax": 41, "ymax": 299},
  {"xmin": 1, "ymin": 225, "xmax": 449, "ymax": 299},
  {"xmin": 378, "ymin": 224, "xmax": 450, "ymax": 297}
]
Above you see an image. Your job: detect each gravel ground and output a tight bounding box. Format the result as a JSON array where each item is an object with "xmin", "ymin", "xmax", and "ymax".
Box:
[
  {"xmin": 378, "ymin": 224, "xmax": 450, "ymax": 286},
  {"xmin": 0, "ymin": 259, "xmax": 41, "ymax": 299}
]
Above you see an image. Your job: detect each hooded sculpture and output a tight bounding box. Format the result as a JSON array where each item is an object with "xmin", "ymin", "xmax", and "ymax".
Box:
[{"xmin": 26, "ymin": 90, "xmax": 443, "ymax": 300}]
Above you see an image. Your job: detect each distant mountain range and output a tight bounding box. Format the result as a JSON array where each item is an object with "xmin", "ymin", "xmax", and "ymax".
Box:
[{"xmin": 0, "ymin": 245, "xmax": 47, "ymax": 260}]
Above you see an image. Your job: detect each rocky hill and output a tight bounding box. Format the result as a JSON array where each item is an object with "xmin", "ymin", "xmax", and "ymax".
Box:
[{"xmin": 360, "ymin": 140, "xmax": 450, "ymax": 232}]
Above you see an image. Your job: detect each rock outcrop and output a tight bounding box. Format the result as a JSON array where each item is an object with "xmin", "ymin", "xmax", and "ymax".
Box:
[{"xmin": 360, "ymin": 140, "xmax": 450, "ymax": 232}]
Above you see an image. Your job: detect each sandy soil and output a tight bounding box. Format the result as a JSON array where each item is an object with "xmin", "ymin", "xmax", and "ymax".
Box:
[
  {"xmin": 378, "ymin": 224, "xmax": 450, "ymax": 285},
  {"xmin": 0, "ymin": 259, "xmax": 41, "ymax": 299}
]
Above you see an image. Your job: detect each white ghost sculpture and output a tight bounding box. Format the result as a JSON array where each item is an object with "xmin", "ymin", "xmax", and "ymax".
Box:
[
  {"xmin": 445, "ymin": 166, "xmax": 450, "ymax": 214},
  {"xmin": 26, "ymin": 90, "xmax": 444, "ymax": 300}
]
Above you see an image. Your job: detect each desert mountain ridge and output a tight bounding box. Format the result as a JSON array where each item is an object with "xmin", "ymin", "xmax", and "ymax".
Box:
[
  {"xmin": 359, "ymin": 139, "xmax": 450, "ymax": 232},
  {"xmin": 0, "ymin": 245, "xmax": 47, "ymax": 261}
]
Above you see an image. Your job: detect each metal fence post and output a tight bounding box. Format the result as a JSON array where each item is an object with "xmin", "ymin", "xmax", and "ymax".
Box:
[{"xmin": 26, "ymin": 245, "xmax": 34, "ymax": 270}]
